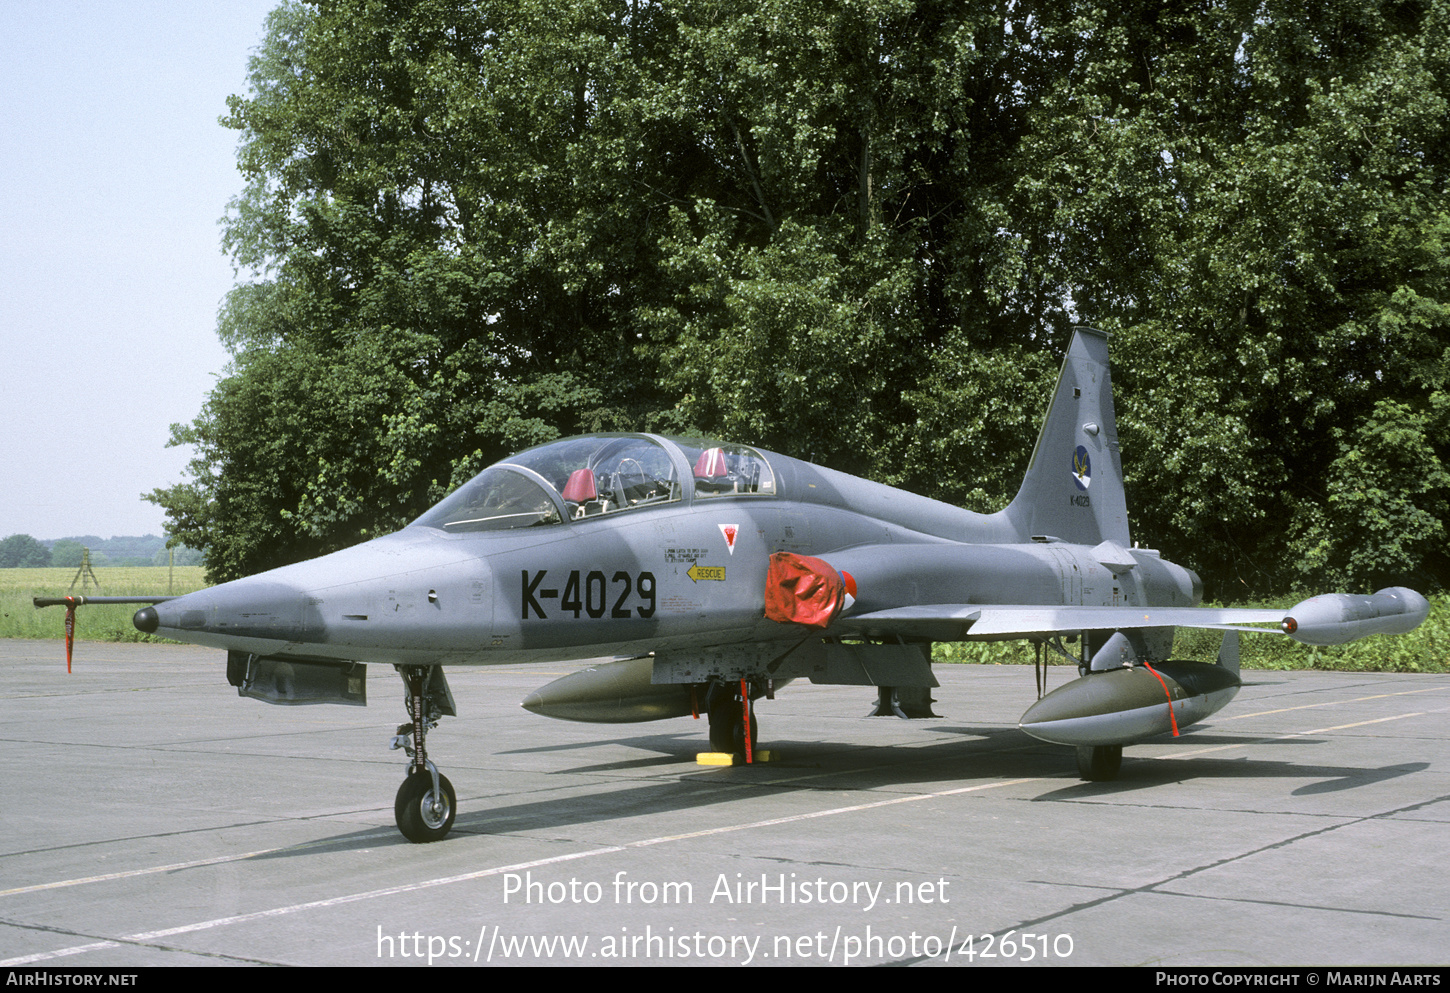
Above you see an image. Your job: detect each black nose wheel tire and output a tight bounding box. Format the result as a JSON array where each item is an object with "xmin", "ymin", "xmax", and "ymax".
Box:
[{"xmin": 395, "ymin": 769, "xmax": 456, "ymax": 842}]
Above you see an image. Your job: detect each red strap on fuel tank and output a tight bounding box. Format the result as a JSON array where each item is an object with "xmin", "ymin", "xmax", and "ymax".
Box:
[{"xmin": 1141, "ymin": 661, "xmax": 1180, "ymax": 737}]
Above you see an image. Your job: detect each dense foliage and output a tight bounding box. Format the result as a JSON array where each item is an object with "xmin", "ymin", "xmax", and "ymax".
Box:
[
  {"xmin": 0, "ymin": 535, "xmax": 51, "ymax": 569},
  {"xmin": 151, "ymin": 0, "xmax": 1450, "ymax": 597}
]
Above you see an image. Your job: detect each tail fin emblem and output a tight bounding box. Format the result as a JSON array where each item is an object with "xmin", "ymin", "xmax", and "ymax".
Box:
[{"xmin": 1072, "ymin": 446, "xmax": 1092, "ymax": 490}]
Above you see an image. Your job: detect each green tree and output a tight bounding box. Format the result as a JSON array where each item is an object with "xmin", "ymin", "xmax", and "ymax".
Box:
[
  {"xmin": 0, "ymin": 534, "xmax": 52, "ymax": 568},
  {"xmin": 49, "ymin": 540, "xmax": 86, "ymax": 569},
  {"xmin": 990, "ymin": 0, "xmax": 1450, "ymax": 595},
  {"xmin": 153, "ymin": 0, "xmax": 1449, "ymax": 597}
]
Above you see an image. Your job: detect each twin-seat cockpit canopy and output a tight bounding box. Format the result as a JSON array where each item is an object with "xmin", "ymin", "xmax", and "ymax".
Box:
[{"xmin": 411, "ymin": 434, "xmax": 776, "ymax": 533}]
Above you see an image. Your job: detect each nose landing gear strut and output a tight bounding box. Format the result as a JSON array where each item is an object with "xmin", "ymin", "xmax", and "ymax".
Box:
[{"xmin": 390, "ymin": 665, "xmax": 457, "ymax": 842}]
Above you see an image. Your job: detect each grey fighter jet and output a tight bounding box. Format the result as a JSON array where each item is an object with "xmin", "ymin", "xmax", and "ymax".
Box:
[{"xmin": 39, "ymin": 328, "xmax": 1430, "ymax": 842}]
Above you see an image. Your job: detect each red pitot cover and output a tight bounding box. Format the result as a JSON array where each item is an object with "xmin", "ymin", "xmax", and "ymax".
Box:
[{"xmin": 764, "ymin": 551, "xmax": 845, "ymax": 628}]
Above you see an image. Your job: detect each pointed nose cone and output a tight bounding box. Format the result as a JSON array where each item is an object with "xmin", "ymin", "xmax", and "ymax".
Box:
[
  {"xmin": 140, "ymin": 575, "xmax": 325, "ymax": 650},
  {"xmin": 124, "ymin": 529, "xmax": 492, "ymax": 661},
  {"xmin": 135, "ymin": 532, "xmax": 401, "ymax": 651}
]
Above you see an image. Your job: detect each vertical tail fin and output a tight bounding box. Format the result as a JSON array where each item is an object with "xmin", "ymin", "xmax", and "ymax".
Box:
[{"xmin": 1004, "ymin": 327, "xmax": 1130, "ymax": 546}]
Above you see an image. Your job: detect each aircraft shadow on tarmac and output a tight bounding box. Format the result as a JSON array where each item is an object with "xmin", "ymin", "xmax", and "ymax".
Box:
[
  {"xmin": 1030, "ymin": 745, "xmax": 1430, "ymax": 800},
  {"xmin": 509, "ymin": 723, "xmax": 1045, "ymax": 778},
  {"xmin": 525, "ymin": 722, "xmax": 1429, "ymax": 796},
  {"xmin": 239, "ymin": 723, "xmax": 1431, "ymax": 855}
]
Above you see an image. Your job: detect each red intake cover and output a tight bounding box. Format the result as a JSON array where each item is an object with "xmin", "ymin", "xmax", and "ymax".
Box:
[{"xmin": 764, "ymin": 552, "xmax": 845, "ymax": 628}]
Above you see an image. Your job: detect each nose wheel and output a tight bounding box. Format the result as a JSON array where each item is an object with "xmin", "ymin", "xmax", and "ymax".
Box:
[
  {"xmin": 395, "ymin": 767, "xmax": 456, "ymax": 843},
  {"xmin": 391, "ymin": 665, "xmax": 458, "ymax": 842}
]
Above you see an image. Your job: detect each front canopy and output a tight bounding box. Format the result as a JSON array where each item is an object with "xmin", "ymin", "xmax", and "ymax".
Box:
[
  {"xmin": 411, "ymin": 434, "xmax": 778, "ymax": 533},
  {"xmin": 411, "ymin": 435, "xmax": 683, "ymax": 532}
]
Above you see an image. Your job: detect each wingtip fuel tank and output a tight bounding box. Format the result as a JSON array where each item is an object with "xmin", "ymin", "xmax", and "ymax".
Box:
[{"xmin": 1281, "ymin": 587, "xmax": 1430, "ymax": 646}]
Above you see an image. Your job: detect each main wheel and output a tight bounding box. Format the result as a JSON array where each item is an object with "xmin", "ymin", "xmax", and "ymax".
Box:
[
  {"xmin": 1076, "ymin": 744, "xmax": 1123, "ymax": 781},
  {"xmin": 732, "ymin": 712, "xmax": 759, "ymax": 755},
  {"xmin": 707, "ymin": 686, "xmax": 740, "ymax": 752},
  {"xmin": 395, "ymin": 769, "xmax": 456, "ymax": 843}
]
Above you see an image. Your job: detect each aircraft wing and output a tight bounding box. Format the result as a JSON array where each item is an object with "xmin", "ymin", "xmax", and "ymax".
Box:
[
  {"xmin": 839, "ymin": 604, "xmax": 1283, "ymax": 641},
  {"xmin": 841, "ymin": 588, "xmax": 1428, "ymax": 647}
]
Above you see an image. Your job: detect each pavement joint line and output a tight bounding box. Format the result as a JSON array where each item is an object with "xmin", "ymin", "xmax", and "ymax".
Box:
[
  {"xmin": 0, "ymin": 831, "xmax": 401, "ymax": 898},
  {"xmin": 1230, "ymin": 684, "xmax": 1448, "ymax": 719},
  {"xmin": 0, "ymin": 777, "xmax": 1041, "ymax": 966},
  {"xmin": 1165, "ymin": 706, "xmax": 1449, "ymax": 760},
  {"xmin": 913, "ymin": 789, "xmax": 1450, "ymax": 964},
  {"xmin": 0, "ymin": 921, "xmax": 286, "ymax": 968},
  {"xmin": 1165, "ymin": 704, "xmax": 1450, "ymax": 759},
  {"xmin": 1140, "ymin": 888, "xmax": 1441, "ymax": 921}
]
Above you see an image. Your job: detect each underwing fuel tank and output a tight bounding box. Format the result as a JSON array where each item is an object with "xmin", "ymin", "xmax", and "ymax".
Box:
[
  {"xmin": 1282, "ymin": 587, "xmax": 1429, "ymax": 646},
  {"xmin": 1018, "ymin": 661, "xmax": 1241, "ymax": 747},
  {"xmin": 521, "ymin": 657, "xmax": 697, "ymax": 724}
]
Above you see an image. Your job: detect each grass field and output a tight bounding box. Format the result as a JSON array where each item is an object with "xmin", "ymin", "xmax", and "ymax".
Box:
[
  {"xmin": 2, "ymin": 566, "xmax": 1443, "ymax": 671},
  {"xmin": 0, "ymin": 566, "xmax": 210, "ymax": 642}
]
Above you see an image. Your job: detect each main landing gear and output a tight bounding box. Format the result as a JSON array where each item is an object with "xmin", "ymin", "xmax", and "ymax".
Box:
[
  {"xmin": 1076, "ymin": 744, "xmax": 1123, "ymax": 781},
  {"xmin": 390, "ymin": 666, "xmax": 458, "ymax": 842},
  {"xmin": 705, "ymin": 679, "xmax": 760, "ymax": 758}
]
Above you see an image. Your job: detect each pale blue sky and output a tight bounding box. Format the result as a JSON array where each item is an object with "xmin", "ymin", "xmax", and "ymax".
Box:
[{"xmin": 1, "ymin": 1, "xmax": 277, "ymax": 540}]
